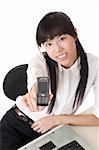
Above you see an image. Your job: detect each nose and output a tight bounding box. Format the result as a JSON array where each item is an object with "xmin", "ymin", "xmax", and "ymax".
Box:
[{"xmin": 54, "ymin": 42, "xmax": 63, "ymax": 52}]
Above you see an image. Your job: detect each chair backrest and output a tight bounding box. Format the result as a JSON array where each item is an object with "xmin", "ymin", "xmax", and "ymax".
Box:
[{"xmin": 3, "ymin": 64, "xmax": 28, "ymax": 101}]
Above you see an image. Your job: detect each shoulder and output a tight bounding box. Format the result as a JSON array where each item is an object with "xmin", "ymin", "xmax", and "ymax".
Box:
[
  {"xmin": 86, "ymin": 53, "xmax": 98, "ymax": 61},
  {"xmin": 28, "ymin": 52, "xmax": 46, "ymax": 66},
  {"xmin": 86, "ymin": 53, "xmax": 99, "ymax": 68},
  {"xmin": 86, "ymin": 53, "xmax": 99, "ymax": 80}
]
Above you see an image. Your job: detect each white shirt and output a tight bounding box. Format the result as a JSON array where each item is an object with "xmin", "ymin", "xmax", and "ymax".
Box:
[{"xmin": 16, "ymin": 52, "xmax": 99, "ymax": 121}]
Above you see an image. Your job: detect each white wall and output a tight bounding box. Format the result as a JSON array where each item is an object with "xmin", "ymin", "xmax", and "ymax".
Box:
[{"xmin": 0, "ymin": 0, "xmax": 99, "ymax": 120}]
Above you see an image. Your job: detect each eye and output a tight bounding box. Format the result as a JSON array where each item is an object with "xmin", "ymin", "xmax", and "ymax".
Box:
[
  {"xmin": 45, "ymin": 43, "xmax": 52, "ymax": 47},
  {"xmin": 59, "ymin": 35, "xmax": 65, "ymax": 41},
  {"xmin": 60, "ymin": 37, "xmax": 64, "ymax": 41}
]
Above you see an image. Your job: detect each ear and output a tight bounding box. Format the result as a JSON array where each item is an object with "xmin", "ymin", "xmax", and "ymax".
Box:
[{"xmin": 39, "ymin": 44, "xmax": 46, "ymax": 52}]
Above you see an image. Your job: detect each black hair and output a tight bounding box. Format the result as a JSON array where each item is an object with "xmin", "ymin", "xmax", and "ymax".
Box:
[
  {"xmin": 36, "ymin": 12, "xmax": 89, "ymax": 113},
  {"xmin": 36, "ymin": 12, "xmax": 77, "ymax": 45}
]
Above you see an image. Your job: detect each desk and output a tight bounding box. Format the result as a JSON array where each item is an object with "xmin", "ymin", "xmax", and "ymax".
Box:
[
  {"xmin": 72, "ymin": 126, "xmax": 99, "ymax": 150},
  {"xmin": 72, "ymin": 107, "xmax": 99, "ymax": 150}
]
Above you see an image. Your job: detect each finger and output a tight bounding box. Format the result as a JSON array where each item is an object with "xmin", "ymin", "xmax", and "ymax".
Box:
[
  {"xmin": 30, "ymin": 83, "xmax": 37, "ymax": 98},
  {"xmin": 23, "ymin": 93, "xmax": 34, "ymax": 111},
  {"xmin": 21, "ymin": 96, "xmax": 28, "ymax": 107},
  {"xmin": 48, "ymin": 93, "xmax": 53, "ymax": 104},
  {"xmin": 32, "ymin": 125, "xmax": 41, "ymax": 131},
  {"xmin": 30, "ymin": 84, "xmax": 38, "ymax": 111},
  {"xmin": 49, "ymin": 93, "xmax": 53, "ymax": 100},
  {"xmin": 32, "ymin": 123, "xmax": 44, "ymax": 133},
  {"xmin": 31, "ymin": 121, "xmax": 40, "ymax": 128},
  {"xmin": 41, "ymin": 129, "xmax": 46, "ymax": 134},
  {"xmin": 36, "ymin": 127, "xmax": 44, "ymax": 133},
  {"xmin": 21, "ymin": 95, "xmax": 32, "ymax": 111},
  {"xmin": 38, "ymin": 106, "xmax": 45, "ymax": 111},
  {"xmin": 29, "ymin": 93, "xmax": 38, "ymax": 111}
]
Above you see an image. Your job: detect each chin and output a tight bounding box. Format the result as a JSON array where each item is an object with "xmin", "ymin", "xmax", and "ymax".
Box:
[{"xmin": 60, "ymin": 61, "xmax": 70, "ymax": 68}]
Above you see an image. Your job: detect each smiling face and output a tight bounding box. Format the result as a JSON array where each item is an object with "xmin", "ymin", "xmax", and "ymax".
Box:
[
  {"xmin": 43, "ymin": 34, "xmax": 77, "ymax": 68},
  {"xmin": 36, "ymin": 12, "xmax": 78, "ymax": 68}
]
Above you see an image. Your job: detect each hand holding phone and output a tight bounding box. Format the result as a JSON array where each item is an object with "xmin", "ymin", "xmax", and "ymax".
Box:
[{"xmin": 37, "ymin": 77, "xmax": 49, "ymax": 106}]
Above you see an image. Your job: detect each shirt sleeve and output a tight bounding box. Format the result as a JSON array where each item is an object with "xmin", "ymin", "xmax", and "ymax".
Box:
[
  {"xmin": 93, "ymin": 57, "xmax": 99, "ymax": 118},
  {"xmin": 27, "ymin": 54, "xmax": 48, "ymax": 92}
]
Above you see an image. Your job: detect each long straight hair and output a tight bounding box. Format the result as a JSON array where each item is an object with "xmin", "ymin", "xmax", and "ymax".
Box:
[{"xmin": 36, "ymin": 12, "xmax": 89, "ymax": 113}]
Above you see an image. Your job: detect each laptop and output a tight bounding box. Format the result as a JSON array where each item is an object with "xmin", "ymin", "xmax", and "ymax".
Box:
[{"xmin": 18, "ymin": 125, "xmax": 93, "ymax": 150}]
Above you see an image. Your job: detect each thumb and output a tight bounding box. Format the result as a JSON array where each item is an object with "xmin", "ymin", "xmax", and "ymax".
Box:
[{"xmin": 49, "ymin": 93, "xmax": 53, "ymax": 101}]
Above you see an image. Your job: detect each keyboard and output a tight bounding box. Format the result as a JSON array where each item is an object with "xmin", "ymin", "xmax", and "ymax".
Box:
[{"xmin": 58, "ymin": 140, "xmax": 85, "ymax": 150}]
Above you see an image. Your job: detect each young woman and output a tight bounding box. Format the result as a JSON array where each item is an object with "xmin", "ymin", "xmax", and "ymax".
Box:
[{"xmin": 0, "ymin": 11, "xmax": 99, "ymax": 150}]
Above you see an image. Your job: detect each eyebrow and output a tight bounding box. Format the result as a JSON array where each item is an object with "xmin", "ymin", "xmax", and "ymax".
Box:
[{"xmin": 45, "ymin": 35, "xmax": 62, "ymax": 43}]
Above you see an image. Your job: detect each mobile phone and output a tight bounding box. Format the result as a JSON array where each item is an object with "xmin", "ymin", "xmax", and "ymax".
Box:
[{"xmin": 37, "ymin": 77, "xmax": 49, "ymax": 106}]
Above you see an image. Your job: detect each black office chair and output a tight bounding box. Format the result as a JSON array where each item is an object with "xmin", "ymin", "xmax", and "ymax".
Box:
[{"xmin": 3, "ymin": 64, "xmax": 28, "ymax": 101}]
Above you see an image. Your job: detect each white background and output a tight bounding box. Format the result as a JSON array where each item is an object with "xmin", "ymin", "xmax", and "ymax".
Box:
[{"xmin": 0, "ymin": 0, "xmax": 99, "ymax": 120}]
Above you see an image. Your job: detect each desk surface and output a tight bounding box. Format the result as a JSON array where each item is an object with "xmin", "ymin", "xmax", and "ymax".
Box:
[
  {"xmin": 72, "ymin": 107, "xmax": 99, "ymax": 150},
  {"xmin": 72, "ymin": 125, "xmax": 99, "ymax": 150}
]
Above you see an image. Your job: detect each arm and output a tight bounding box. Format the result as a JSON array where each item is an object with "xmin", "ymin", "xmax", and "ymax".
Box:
[
  {"xmin": 57, "ymin": 114, "xmax": 99, "ymax": 126},
  {"xmin": 21, "ymin": 54, "xmax": 50, "ymax": 111},
  {"xmin": 31, "ymin": 114, "xmax": 99, "ymax": 134}
]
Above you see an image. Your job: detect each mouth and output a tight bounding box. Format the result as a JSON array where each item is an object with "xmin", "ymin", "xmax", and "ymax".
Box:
[{"xmin": 57, "ymin": 53, "xmax": 67, "ymax": 60}]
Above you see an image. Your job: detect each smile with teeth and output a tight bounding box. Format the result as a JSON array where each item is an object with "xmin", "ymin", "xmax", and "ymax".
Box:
[{"xmin": 58, "ymin": 53, "xmax": 66, "ymax": 59}]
